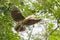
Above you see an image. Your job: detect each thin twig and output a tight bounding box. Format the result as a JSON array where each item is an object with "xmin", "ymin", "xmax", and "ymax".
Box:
[
  {"xmin": 49, "ymin": 25, "xmax": 59, "ymax": 36},
  {"xmin": 49, "ymin": 19, "xmax": 60, "ymax": 36},
  {"xmin": 45, "ymin": 22, "xmax": 48, "ymax": 40},
  {"xmin": 28, "ymin": 25, "xmax": 34, "ymax": 40}
]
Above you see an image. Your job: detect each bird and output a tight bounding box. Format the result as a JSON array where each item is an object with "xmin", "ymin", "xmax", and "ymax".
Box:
[{"xmin": 11, "ymin": 7, "xmax": 42, "ymax": 32}]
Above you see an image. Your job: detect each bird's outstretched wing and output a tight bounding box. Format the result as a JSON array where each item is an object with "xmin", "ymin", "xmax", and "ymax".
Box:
[
  {"xmin": 23, "ymin": 19, "xmax": 41, "ymax": 25},
  {"xmin": 22, "ymin": 15, "xmax": 42, "ymax": 25},
  {"xmin": 11, "ymin": 7, "xmax": 25, "ymax": 22}
]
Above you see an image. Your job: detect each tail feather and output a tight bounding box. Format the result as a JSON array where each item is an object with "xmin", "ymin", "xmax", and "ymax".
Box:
[{"xmin": 14, "ymin": 25, "xmax": 26, "ymax": 32}]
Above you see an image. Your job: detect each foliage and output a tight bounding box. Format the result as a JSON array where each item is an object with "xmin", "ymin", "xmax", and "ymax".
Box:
[
  {"xmin": 0, "ymin": 0, "xmax": 20, "ymax": 40},
  {"xmin": 0, "ymin": 0, "xmax": 60, "ymax": 40}
]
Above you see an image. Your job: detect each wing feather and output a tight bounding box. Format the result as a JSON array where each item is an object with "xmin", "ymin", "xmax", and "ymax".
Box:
[{"xmin": 11, "ymin": 7, "xmax": 25, "ymax": 22}]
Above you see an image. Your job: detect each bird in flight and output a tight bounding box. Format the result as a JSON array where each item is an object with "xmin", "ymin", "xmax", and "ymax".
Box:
[{"xmin": 11, "ymin": 7, "xmax": 42, "ymax": 32}]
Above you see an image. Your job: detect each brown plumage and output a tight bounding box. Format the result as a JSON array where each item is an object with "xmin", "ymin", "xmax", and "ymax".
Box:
[
  {"xmin": 14, "ymin": 25, "xmax": 26, "ymax": 32},
  {"xmin": 11, "ymin": 7, "xmax": 25, "ymax": 22},
  {"xmin": 23, "ymin": 19, "xmax": 41, "ymax": 25},
  {"xmin": 11, "ymin": 7, "xmax": 42, "ymax": 32},
  {"xmin": 22, "ymin": 15, "xmax": 42, "ymax": 25}
]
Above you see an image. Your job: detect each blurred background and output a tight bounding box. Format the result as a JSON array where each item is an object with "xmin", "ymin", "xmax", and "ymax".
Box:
[{"xmin": 0, "ymin": 0, "xmax": 60, "ymax": 40}]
